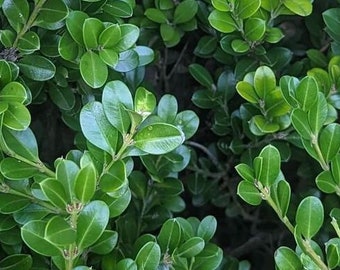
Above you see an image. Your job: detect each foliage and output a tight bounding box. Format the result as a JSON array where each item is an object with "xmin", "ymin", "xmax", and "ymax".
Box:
[{"xmin": 1, "ymin": 0, "xmax": 340, "ymax": 269}]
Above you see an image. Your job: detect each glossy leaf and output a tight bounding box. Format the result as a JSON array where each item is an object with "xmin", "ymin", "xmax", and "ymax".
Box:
[
  {"xmin": 0, "ymin": 254, "xmax": 32, "ymax": 270},
  {"xmin": 174, "ymin": 0, "xmax": 198, "ymax": 24},
  {"xmin": 316, "ymin": 170, "xmax": 337, "ymax": 194},
  {"xmin": 74, "ymin": 163, "xmax": 97, "ymax": 203},
  {"xmin": 308, "ymin": 93, "xmax": 328, "ymax": 134},
  {"xmin": 193, "ymin": 243, "xmax": 223, "ymax": 270},
  {"xmin": 40, "ymin": 178, "xmax": 68, "ymax": 209},
  {"xmin": 135, "ymin": 242, "xmax": 161, "ymax": 269},
  {"xmin": 319, "ymin": 124, "xmax": 340, "ymax": 163},
  {"xmin": 237, "ymin": 180, "xmax": 262, "ymax": 206},
  {"xmin": 77, "ymin": 200, "xmax": 110, "ymax": 250},
  {"xmin": 283, "ymin": 0, "xmax": 312, "ymax": 16},
  {"xmin": 254, "ymin": 66, "xmax": 276, "ymax": 98},
  {"xmin": 134, "ymin": 87, "xmax": 156, "ymax": 118},
  {"xmin": 48, "ymin": 84, "xmax": 76, "ymax": 111},
  {"xmin": 189, "ymin": 64, "xmax": 214, "ymax": 89},
  {"xmin": 274, "ymin": 180, "xmax": 291, "ymax": 217},
  {"xmin": 99, "ymin": 24, "xmax": 121, "ymax": 48},
  {"xmin": 99, "ymin": 160, "xmax": 127, "ymax": 197},
  {"xmin": 18, "ymin": 55, "xmax": 55, "ymax": 81},
  {"xmin": 291, "ymin": 109, "xmax": 312, "ymax": 140},
  {"xmin": 115, "ymin": 24, "xmax": 140, "ymax": 52},
  {"xmin": 80, "ymin": 101, "xmax": 118, "ymax": 154},
  {"xmin": 0, "ymin": 60, "xmax": 12, "ymax": 88},
  {"xmin": 66, "ymin": 11, "xmax": 89, "ymax": 45},
  {"xmin": 256, "ymin": 145, "xmax": 281, "ymax": 186},
  {"xmin": 235, "ymin": 163, "xmax": 255, "ymax": 183},
  {"xmin": 296, "ymin": 196, "xmax": 324, "ymax": 239},
  {"xmin": 244, "ymin": 18, "xmax": 266, "ymax": 41},
  {"xmin": 235, "ymin": 0, "xmax": 261, "ymax": 19},
  {"xmin": 208, "ymin": 11, "xmax": 236, "ymax": 33},
  {"xmin": 2, "ymin": 0, "xmax": 29, "ymax": 33},
  {"xmin": 90, "ymin": 230, "xmax": 118, "ymax": 255},
  {"xmin": 34, "ymin": 0, "xmax": 68, "ymax": 28},
  {"xmin": 295, "ymin": 76, "xmax": 318, "ymax": 111},
  {"xmin": 83, "ymin": 18, "xmax": 104, "ymax": 50},
  {"xmin": 236, "ymin": 81, "xmax": 258, "ymax": 103},
  {"xmin": 102, "ymin": 80, "xmax": 133, "ymax": 134},
  {"xmin": 176, "ymin": 237, "xmax": 205, "ymax": 257},
  {"xmin": 56, "ymin": 160, "xmax": 79, "ymax": 203},
  {"xmin": 80, "ymin": 51, "xmax": 108, "ymax": 88},
  {"xmin": 0, "ymin": 157, "xmax": 38, "ymax": 180},
  {"xmin": 58, "ymin": 32, "xmax": 82, "ymax": 61},
  {"xmin": 157, "ymin": 218, "xmax": 181, "ymax": 253},
  {"xmin": 145, "ymin": 8, "xmax": 168, "ymax": 23},
  {"xmin": 2, "ymin": 102, "xmax": 30, "ymax": 130},
  {"xmin": 274, "ymin": 246, "xmax": 302, "ymax": 270},
  {"xmin": 175, "ymin": 110, "xmax": 199, "ymax": 140},
  {"xmin": 158, "ymin": 94, "xmax": 178, "ymax": 122},
  {"xmin": 134, "ymin": 123, "xmax": 185, "ymax": 154},
  {"xmin": 0, "ymin": 193, "xmax": 30, "ymax": 214},
  {"xmin": 2, "ymin": 127, "xmax": 39, "ymax": 162},
  {"xmin": 45, "ymin": 216, "xmax": 76, "ymax": 246},
  {"xmin": 17, "ymin": 31, "xmax": 40, "ymax": 54},
  {"xmin": 197, "ymin": 216, "xmax": 217, "ymax": 242},
  {"xmin": 21, "ymin": 220, "xmax": 62, "ymax": 257}
]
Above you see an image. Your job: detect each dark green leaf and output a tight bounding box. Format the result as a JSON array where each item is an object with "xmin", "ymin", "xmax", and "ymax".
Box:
[
  {"xmin": 176, "ymin": 237, "xmax": 205, "ymax": 258},
  {"xmin": 291, "ymin": 109, "xmax": 312, "ymax": 140},
  {"xmin": 74, "ymin": 163, "xmax": 97, "ymax": 203},
  {"xmin": 319, "ymin": 123, "xmax": 340, "ymax": 163},
  {"xmin": 45, "ymin": 216, "xmax": 76, "ymax": 246},
  {"xmin": 274, "ymin": 246, "xmax": 302, "ymax": 270},
  {"xmin": 66, "ymin": 11, "xmax": 89, "ymax": 45},
  {"xmin": 316, "ymin": 170, "xmax": 337, "ymax": 194},
  {"xmin": 197, "ymin": 216, "xmax": 217, "ymax": 242},
  {"xmin": 0, "ymin": 157, "xmax": 38, "ymax": 180},
  {"xmin": 175, "ymin": 110, "xmax": 199, "ymax": 140},
  {"xmin": 80, "ymin": 51, "xmax": 107, "ymax": 88},
  {"xmin": 2, "ymin": 0, "xmax": 29, "ymax": 33},
  {"xmin": 144, "ymin": 8, "xmax": 168, "ymax": 23},
  {"xmin": 189, "ymin": 64, "xmax": 214, "ymax": 89},
  {"xmin": 90, "ymin": 230, "xmax": 118, "ymax": 255},
  {"xmin": 34, "ymin": 0, "xmax": 68, "ymax": 28},
  {"xmin": 0, "ymin": 254, "xmax": 32, "ymax": 270},
  {"xmin": 0, "ymin": 193, "xmax": 30, "ymax": 214},
  {"xmin": 17, "ymin": 55, "xmax": 55, "ymax": 81},
  {"xmin": 157, "ymin": 218, "xmax": 181, "ymax": 253},
  {"xmin": 295, "ymin": 76, "xmax": 318, "ymax": 111},
  {"xmin": 17, "ymin": 31, "xmax": 40, "ymax": 54},
  {"xmin": 40, "ymin": 178, "xmax": 69, "ymax": 209},
  {"xmin": 174, "ymin": 0, "xmax": 198, "ymax": 24}
]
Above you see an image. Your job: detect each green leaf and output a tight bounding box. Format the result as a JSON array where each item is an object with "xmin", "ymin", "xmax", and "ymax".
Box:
[
  {"xmin": 56, "ymin": 160, "xmax": 79, "ymax": 203},
  {"xmin": 308, "ymin": 93, "xmax": 328, "ymax": 134},
  {"xmin": 236, "ymin": 81, "xmax": 258, "ymax": 103},
  {"xmin": 244, "ymin": 18, "xmax": 266, "ymax": 41},
  {"xmin": 104, "ymin": 0, "xmax": 134, "ymax": 18},
  {"xmin": 0, "ymin": 254, "xmax": 32, "ymax": 270},
  {"xmin": 157, "ymin": 218, "xmax": 181, "ymax": 253},
  {"xmin": 135, "ymin": 242, "xmax": 161, "ymax": 270},
  {"xmin": 134, "ymin": 46, "xmax": 154, "ymax": 66},
  {"xmin": 235, "ymin": 0, "xmax": 261, "ymax": 19},
  {"xmin": 326, "ymin": 238, "xmax": 340, "ymax": 269},
  {"xmin": 175, "ymin": 110, "xmax": 199, "ymax": 140},
  {"xmin": 254, "ymin": 66, "xmax": 276, "ymax": 98},
  {"xmin": 144, "ymin": 8, "xmax": 168, "ymax": 23},
  {"xmin": 2, "ymin": 0, "xmax": 29, "ymax": 33},
  {"xmin": 115, "ymin": 24, "xmax": 140, "ymax": 52},
  {"xmin": 99, "ymin": 160, "xmax": 128, "ymax": 197},
  {"xmin": 21, "ymin": 220, "xmax": 62, "ymax": 257},
  {"xmin": 197, "ymin": 216, "xmax": 217, "ymax": 242},
  {"xmin": 17, "ymin": 55, "xmax": 55, "ymax": 81},
  {"xmin": 265, "ymin": 27, "xmax": 284, "ymax": 43},
  {"xmin": 0, "ymin": 60, "xmax": 12, "ymax": 88},
  {"xmin": 80, "ymin": 101, "xmax": 118, "ymax": 154},
  {"xmin": 0, "ymin": 193, "xmax": 30, "ymax": 214},
  {"xmin": 90, "ymin": 230, "xmax": 118, "ymax": 255},
  {"xmin": 160, "ymin": 24, "xmax": 181, "ymax": 47},
  {"xmin": 237, "ymin": 180, "xmax": 262, "ymax": 206},
  {"xmin": 256, "ymin": 145, "xmax": 281, "ymax": 186},
  {"xmin": 295, "ymin": 77, "xmax": 318, "ymax": 111},
  {"xmin": 176, "ymin": 237, "xmax": 205, "ymax": 258},
  {"xmin": 193, "ymin": 243, "xmax": 223, "ymax": 270},
  {"xmin": 319, "ymin": 123, "xmax": 340, "ymax": 163},
  {"xmin": 316, "ymin": 170, "xmax": 337, "ymax": 194},
  {"xmin": 58, "ymin": 32, "xmax": 82, "ymax": 61},
  {"xmin": 99, "ymin": 49, "xmax": 119, "ymax": 67},
  {"xmin": 194, "ymin": 36, "xmax": 218, "ymax": 56},
  {"xmin": 252, "ymin": 115, "xmax": 280, "ymax": 133},
  {"xmin": 331, "ymin": 154, "xmax": 340, "ymax": 185},
  {"xmin": 231, "ymin": 39, "xmax": 250, "ymax": 53},
  {"xmin": 274, "ymin": 246, "xmax": 302, "ymax": 270},
  {"xmin": 102, "ymin": 80, "xmax": 133, "ymax": 134},
  {"xmin": 114, "ymin": 49, "xmax": 139, "ymax": 72},
  {"xmin": 34, "ymin": 0, "xmax": 68, "ymax": 28},
  {"xmin": 116, "ymin": 258, "xmax": 137, "ymax": 270},
  {"xmin": 74, "ymin": 163, "xmax": 97, "ymax": 203},
  {"xmin": 291, "ymin": 108, "xmax": 312, "ymax": 140},
  {"xmin": 66, "ymin": 10, "xmax": 89, "ymax": 46},
  {"xmin": 235, "ymin": 163, "xmax": 255, "ymax": 183},
  {"xmin": 45, "ymin": 216, "xmax": 76, "ymax": 246},
  {"xmin": 283, "ymin": 0, "xmax": 312, "ymax": 16},
  {"xmin": 296, "ymin": 196, "xmax": 324, "ymax": 239},
  {"xmin": 3, "ymin": 102, "xmax": 30, "ymax": 131},
  {"xmin": 208, "ymin": 11, "xmax": 236, "ymax": 33},
  {"xmin": 77, "ymin": 200, "xmax": 110, "ymax": 250},
  {"xmin": 17, "ymin": 31, "xmax": 40, "ymax": 54},
  {"xmin": 2, "ymin": 127, "xmax": 39, "ymax": 162},
  {"xmin": 189, "ymin": 64, "xmax": 214, "ymax": 89},
  {"xmin": 0, "ymin": 157, "xmax": 38, "ymax": 180},
  {"xmin": 99, "ymin": 24, "xmax": 121, "ymax": 49},
  {"xmin": 211, "ymin": 0, "xmax": 230, "ymax": 11},
  {"xmin": 134, "ymin": 87, "xmax": 156, "ymax": 119},
  {"xmin": 40, "ymin": 178, "xmax": 69, "ymax": 209},
  {"xmin": 83, "ymin": 18, "xmax": 104, "ymax": 50},
  {"xmin": 134, "ymin": 123, "xmax": 185, "ymax": 155},
  {"xmin": 100, "ymin": 189, "xmax": 131, "ymax": 218},
  {"xmin": 158, "ymin": 94, "xmax": 178, "ymax": 123},
  {"xmin": 174, "ymin": 0, "xmax": 198, "ymax": 24},
  {"xmin": 0, "ymin": 82, "xmax": 26, "ymax": 103},
  {"xmin": 80, "ymin": 51, "xmax": 108, "ymax": 88},
  {"xmin": 274, "ymin": 180, "xmax": 291, "ymax": 217},
  {"xmin": 48, "ymin": 84, "xmax": 76, "ymax": 111}
]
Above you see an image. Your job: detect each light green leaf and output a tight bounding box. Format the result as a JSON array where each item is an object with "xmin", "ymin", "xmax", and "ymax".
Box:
[
  {"xmin": 158, "ymin": 94, "xmax": 178, "ymax": 123},
  {"xmin": 83, "ymin": 18, "xmax": 104, "ymax": 50},
  {"xmin": 135, "ymin": 242, "xmax": 161, "ymax": 269},
  {"xmin": 134, "ymin": 87, "xmax": 156, "ymax": 119},
  {"xmin": 0, "ymin": 157, "xmax": 38, "ymax": 180},
  {"xmin": 283, "ymin": 0, "xmax": 312, "ymax": 16},
  {"xmin": 296, "ymin": 196, "xmax": 324, "ymax": 239},
  {"xmin": 316, "ymin": 170, "xmax": 337, "ymax": 194},
  {"xmin": 254, "ymin": 66, "xmax": 276, "ymax": 98},
  {"xmin": 40, "ymin": 178, "xmax": 69, "ymax": 209},
  {"xmin": 319, "ymin": 123, "xmax": 340, "ymax": 163},
  {"xmin": 291, "ymin": 108, "xmax": 312, "ymax": 140},
  {"xmin": 295, "ymin": 76, "xmax": 318, "ymax": 111},
  {"xmin": 134, "ymin": 123, "xmax": 185, "ymax": 155},
  {"xmin": 66, "ymin": 10, "xmax": 89, "ymax": 45},
  {"xmin": 256, "ymin": 145, "xmax": 281, "ymax": 186},
  {"xmin": 208, "ymin": 11, "xmax": 236, "ymax": 33},
  {"xmin": 99, "ymin": 24, "xmax": 121, "ymax": 49},
  {"xmin": 235, "ymin": 163, "xmax": 255, "ymax": 183},
  {"xmin": 17, "ymin": 31, "xmax": 40, "ymax": 54},
  {"xmin": 175, "ymin": 110, "xmax": 199, "ymax": 140},
  {"xmin": 244, "ymin": 18, "xmax": 266, "ymax": 41},
  {"xmin": 235, "ymin": 0, "xmax": 261, "ymax": 19},
  {"xmin": 176, "ymin": 237, "xmax": 205, "ymax": 258},
  {"xmin": 157, "ymin": 218, "xmax": 181, "ymax": 253}
]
